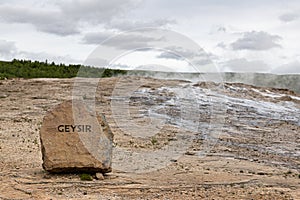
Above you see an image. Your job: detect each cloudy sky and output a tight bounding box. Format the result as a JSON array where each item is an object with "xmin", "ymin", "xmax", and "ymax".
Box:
[{"xmin": 0, "ymin": 0, "xmax": 300, "ymax": 74}]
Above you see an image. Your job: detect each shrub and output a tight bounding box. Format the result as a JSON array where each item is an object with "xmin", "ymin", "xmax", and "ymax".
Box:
[
  {"xmin": 79, "ymin": 173, "xmax": 93, "ymax": 181},
  {"xmin": 151, "ymin": 137, "xmax": 158, "ymax": 145}
]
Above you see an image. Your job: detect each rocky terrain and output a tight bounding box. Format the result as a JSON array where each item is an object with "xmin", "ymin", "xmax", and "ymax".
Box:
[{"xmin": 0, "ymin": 76, "xmax": 299, "ymax": 199}]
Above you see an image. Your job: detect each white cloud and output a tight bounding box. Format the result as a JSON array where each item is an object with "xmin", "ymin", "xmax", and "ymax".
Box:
[
  {"xmin": 271, "ymin": 61, "xmax": 300, "ymax": 74},
  {"xmin": 0, "ymin": 39, "xmax": 80, "ymax": 64},
  {"xmin": 231, "ymin": 31, "xmax": 282, "ymax": 51},
  {"xmin": 279, "ymin": 13, "xmax": 298, "ymax": 22},
  {"xmin": 82, "ymin": 32, "xmax": 114, "ymax": 44},
  {"xmin": 216, "ymin": 42, "xmax": 227, "ymax": 49},
  {"xmin": 18, "ymin": 51, "xmax": 81, "ymax": 64},
  {"xmin": 0, "ymin": 0, "xmax": 140, "ymax": 36},
  {"xmin": 157, "ymin": 46, "xmax": 204, "ymax": 59},
  {"xmin": 106, "ymin": 19, "xmax": 176, "ymax": 31},
  {"xmin": 0, "ymin": 40, "xmax": 17, "ymax": 59},
  {"xmin": 60, "ymin": 0, "xmax": 139, "ymax": 24},
  {"xmin": 222, "ymin": 58, "xmax": 270, "ymax": 73},
  {"xmin": 82, "ymin": 31, "xmax": 162, "ymax": 49},
  {"xmin": 0, "ymin": 1, "xmax": 177, "ymax": 37},
  {"xmin": 0, "ymin": 4, "xmax": 79, "ymax": 36},
  {"xmin": 156, "ymin": 46, "xmax": 214, "ymax": 66},
  {"xmin": 209, "ymin": 25, "xmax": 227, "ymax": 35}
]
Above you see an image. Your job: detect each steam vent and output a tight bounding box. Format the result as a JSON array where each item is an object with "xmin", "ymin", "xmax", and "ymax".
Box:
[{"xmin": 39, "ymin": 100, "xmax": 113, "ymax": 173}]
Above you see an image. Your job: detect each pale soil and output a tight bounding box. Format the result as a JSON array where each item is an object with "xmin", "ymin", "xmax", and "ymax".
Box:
[{"xmin": 0, "ymin": 77, "xmax": 299, "ymax": 200}]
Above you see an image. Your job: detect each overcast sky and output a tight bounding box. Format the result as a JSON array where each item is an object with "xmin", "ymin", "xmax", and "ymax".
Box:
[{"xmin": 0, "ymin": 0, "xmax": 299, "ymax": 74}]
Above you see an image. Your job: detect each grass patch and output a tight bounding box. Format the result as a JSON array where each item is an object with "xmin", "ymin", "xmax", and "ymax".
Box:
[
  {"xmin": 79, "ymin": 173, "xmax": 93, "ymax": 181},
  {"xmin": 151, "ymin": 137, "xmax": 158, "ymax": 145}
]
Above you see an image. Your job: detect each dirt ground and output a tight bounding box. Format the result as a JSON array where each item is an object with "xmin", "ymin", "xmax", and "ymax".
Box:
[{"xmin": 0, "ymin": 77, "xmax": 299, "ymax": 200}]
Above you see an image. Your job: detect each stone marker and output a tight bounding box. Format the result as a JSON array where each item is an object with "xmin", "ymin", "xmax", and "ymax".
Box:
[{"xmin": 40, "ymin": 100, "xmax": 113, "ymax": 173}]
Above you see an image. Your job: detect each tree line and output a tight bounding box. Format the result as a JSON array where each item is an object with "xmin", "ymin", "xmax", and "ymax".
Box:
[{"xmin": 0, "ymin": 59, "xmax": 127, "ymax": 79}]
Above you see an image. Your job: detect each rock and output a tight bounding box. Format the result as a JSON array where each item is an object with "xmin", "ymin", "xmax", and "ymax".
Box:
[
  {"xmin": 185, "ymin": 151, "xmax": 196, "ymax": 156},
  {"xmin": 95, "ymin": 173, "xmax": 104, "ymax": 180},
  {"xmin": 277, "ymin": 95, "xmax": 293, "ymax": 101},
  {"xmin": 40, "ymin": 100, "xmax": 113, "ymax": 173},
  {"xmin": 0, "ymin": 94, "xmax": 8, "ymax": 98},
  {"xmin": 257, "ymin": 172, "xmax": 266, "ymax": 175}
]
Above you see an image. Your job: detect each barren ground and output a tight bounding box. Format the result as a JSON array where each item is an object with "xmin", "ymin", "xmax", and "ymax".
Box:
[{"xmin": 0, "ymin": 77, "xmax": 299, "ymax": 200}]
